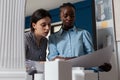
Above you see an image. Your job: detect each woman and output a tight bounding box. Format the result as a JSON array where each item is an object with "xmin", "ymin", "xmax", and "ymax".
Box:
[
  {"xmin": 25, "ymin": 9, "xmax": 51, "ymax": 61},
  {"xmin": 48, "ymin": 2, "xmax": 94, "ymax": 61},
  {"xmin": 48, "ymin": 2, "xmax": 111, "ymax": 72}
]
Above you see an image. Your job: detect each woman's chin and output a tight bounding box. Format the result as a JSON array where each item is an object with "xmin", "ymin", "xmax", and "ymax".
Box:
[{"xmin": 42, "ymin": 34, "xmax": 48, "ymax": 37}]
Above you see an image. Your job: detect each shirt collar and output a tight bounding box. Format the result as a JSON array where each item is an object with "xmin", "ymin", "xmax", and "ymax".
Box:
[{"xmin": 59, "ymin": 26, "xmax": 77, "ymax": 35}]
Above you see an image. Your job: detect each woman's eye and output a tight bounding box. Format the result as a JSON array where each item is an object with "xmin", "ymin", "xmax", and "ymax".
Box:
[
  {"xmin": 68, "ymin": 14, "xmax": 74, "ymax": 18},
  {"xmin": 64, "ymin": 14, "xmax": 74, "ymax": 18},
  {"xmin": 48, "ymin": 23, "xmax": 51, "ymax": 27},
  {"xmin": 41, "ymin": 23, "xmax": 46, "ymax": 27},
  {"xmin": 64, "ymin": 15, "xmax": 67, "ymax": 18}
]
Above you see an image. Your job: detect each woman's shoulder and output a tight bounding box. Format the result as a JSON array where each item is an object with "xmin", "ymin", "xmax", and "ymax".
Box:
[
  {"xmin": 24, "ymin": 31, "xmax": 33, "ymax": 40},
  {"xmin": 25, "ymin": 31, "xmax": 30, "ymax": 35},
  {"xmin": 76, "ymin": 28, "xmax": 89, "ymax": 34}
]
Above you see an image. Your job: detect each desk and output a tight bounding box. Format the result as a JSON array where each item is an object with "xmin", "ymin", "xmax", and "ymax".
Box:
[{"xmin": 26, "ymin": 61, "xmax": 98, "ymax": 80}]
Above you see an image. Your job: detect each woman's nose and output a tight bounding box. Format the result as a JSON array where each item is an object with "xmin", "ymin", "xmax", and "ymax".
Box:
[
  {"xmin": 46, "ymin": 25, "xmax": 50, "ymax": 30},
  {"xmin": 67, "ymin": 16, "xmax": 71, "ymax": 20},
  {"xmin": 67, "ymin": 15, "xmax": 74, "ymax": 21}
]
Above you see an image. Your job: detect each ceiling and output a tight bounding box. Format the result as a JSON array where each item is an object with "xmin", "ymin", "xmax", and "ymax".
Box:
[{"xmin": 25, "ymin": 0, "xmax": 84, "ymax": 16}]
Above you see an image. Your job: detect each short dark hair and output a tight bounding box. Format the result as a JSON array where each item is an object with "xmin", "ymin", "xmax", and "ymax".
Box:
[
  {"xmin": 30, "ymin": 9, "xmax": 51, "ymax": 32},
  {"xmin": 59, "ymin": 2, "xmax": 76, "ymax": 12}
]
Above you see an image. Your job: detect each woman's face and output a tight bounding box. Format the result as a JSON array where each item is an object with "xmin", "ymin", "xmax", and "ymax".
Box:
[
  {"xmin": 32, "ymin": 17, "xmax": 51, "ymax": 37},
  {"xmin": 60, "ymin": 6, "xmax": 75, "ymax": 29}
]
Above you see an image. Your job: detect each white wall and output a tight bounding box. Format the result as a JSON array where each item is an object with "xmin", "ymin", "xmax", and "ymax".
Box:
[
  {"xmin": 95, "ymin": 0, "xmax": 120, "ymax": 80},
  {"xmin": 0, "ymin": 0, "xmax": 26, "ymax": 80},
  {"xmin": 113, "ymin": 0, "xmax": 120, "ymax": 41},
  {"xmin": 113, "ymin": 0, "xmax": 120, "ymax": 80}
]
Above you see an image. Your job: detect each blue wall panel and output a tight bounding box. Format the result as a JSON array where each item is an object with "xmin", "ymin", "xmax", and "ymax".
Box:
[{"xmin": 25, "ymin": 0, "xmax": 93, "ymax": 36}]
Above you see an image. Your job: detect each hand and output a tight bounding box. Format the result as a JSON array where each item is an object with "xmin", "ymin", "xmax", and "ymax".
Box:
[
  {"xmin": 52, "ymin": 56, "xmax": 76, "ymax": 61},
  {"xmin": 39, "ymin": 61, "xmax": 45, "ymax": 63},
  {"xmin": 52, "ymin": 56, "xmax": 65, "ymax": 61},
  {"xmin": 99, "ymin": 63, "xmax": 112, "ymax": 72}
]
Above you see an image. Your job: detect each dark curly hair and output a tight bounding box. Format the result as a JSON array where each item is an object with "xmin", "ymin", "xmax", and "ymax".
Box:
[{"xmin": 59, "ymin": 2, "xmax": 76, "ymax": 13}]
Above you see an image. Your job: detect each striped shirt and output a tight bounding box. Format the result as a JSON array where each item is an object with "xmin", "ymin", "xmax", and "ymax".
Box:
[{"xmin": 24, "ymin": 31, "xmax": 47, "ymax": 61}]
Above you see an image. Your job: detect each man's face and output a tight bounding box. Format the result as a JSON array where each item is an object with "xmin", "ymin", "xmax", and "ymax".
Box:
[{"xmin": 60, "ymin": 6, "xmax": 75, "ymax": 29}]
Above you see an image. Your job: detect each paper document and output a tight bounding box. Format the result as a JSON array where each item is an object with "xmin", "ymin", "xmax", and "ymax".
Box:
[
  {"xmin": 25, "ymin": 60, "xmax": 44, "ymax": 73},
  {"xmin": 34, "ymin": 62, "xmax": 44, "ymax": 72},
  {"xmin": 67, "ymin": 45, "xmax": 113, "ymax": 68}
]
